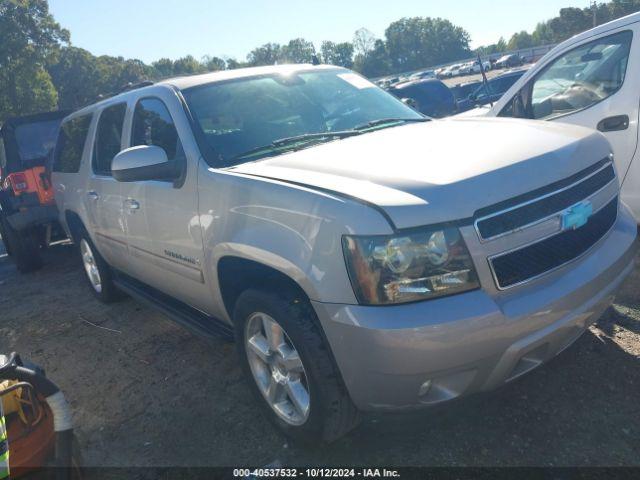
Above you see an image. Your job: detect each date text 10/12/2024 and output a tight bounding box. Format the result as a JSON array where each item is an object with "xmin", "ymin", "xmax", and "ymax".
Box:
[{"xmin": 233, "ymin": 468, "xmax": 401, "ymax": 478}]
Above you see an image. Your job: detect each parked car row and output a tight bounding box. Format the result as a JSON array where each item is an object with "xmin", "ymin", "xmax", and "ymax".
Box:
[
  {"xmin": 386, "ymin": 79, "xmax": 458, "ymax": 118},
  {"xmin": 456, "ymin": 67, "xmax": 530, "ymax": 112},
  {"xmin": 383, "ymin": 67, "xmax": 531, "ymax": 117},
  {"xmin": 375, "ymin": 52, "xmax": 522, "ymax": 88},
  {"xmin": 436, "ymin": 59, "xmax": 492, "ymax": 78},
  {"xmin": 2, "ymin": 12, "xmax": 639, "ymax": 447}
]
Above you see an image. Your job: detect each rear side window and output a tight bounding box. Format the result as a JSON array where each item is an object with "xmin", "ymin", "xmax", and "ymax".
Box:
[
  {"xmin": 93, "ymin": 103, "xmax": 126, "ymax": 175},
  {"xmin": 53, "ymin": 114, "xmax": 92, "ymax": 173},
  {"xmin": 131, "ymin": 98, "xmax": 181, "ymax": 160}
]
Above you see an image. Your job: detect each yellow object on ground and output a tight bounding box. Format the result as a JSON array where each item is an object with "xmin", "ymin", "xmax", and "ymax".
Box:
[
  {"xmin": 0, "ymin": 381, "xmax": 22, "ymax": 417},
  {"xmin": 0, "ymin": 400, "xmax": 9, "ymax": 479}
]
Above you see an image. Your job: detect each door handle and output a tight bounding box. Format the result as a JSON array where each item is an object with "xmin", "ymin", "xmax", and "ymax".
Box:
[
  {"xmin": 597, "ymin": 115, "xmax": 629, "ymax": 132},
  {"xmin": 86, "ymin": 190, "xmax": 99, "ymax": 200},
  {"xmin": 124, "ymin": 198, "xmax": 140, "ymax": 210}
]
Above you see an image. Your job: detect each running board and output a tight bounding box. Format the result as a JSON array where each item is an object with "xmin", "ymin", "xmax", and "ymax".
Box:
[{"xmin": 113, "ymin": 272, "xmax": 234, "ymax": 342}]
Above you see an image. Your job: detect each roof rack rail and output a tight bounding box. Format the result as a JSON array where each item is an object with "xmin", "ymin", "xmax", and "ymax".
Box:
[
  {"xmin": 91, "ymin": 80, "xmax": 154, "ymax": 105},
  {"xmin": 118, "ymin": 80, "xmax": 154, "ymax": 93}
]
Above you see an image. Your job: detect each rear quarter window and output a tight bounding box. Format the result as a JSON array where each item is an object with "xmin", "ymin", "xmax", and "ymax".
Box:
[{"xmin": 53, "ymin": 114, "xmax": 92, "ymax": 173}]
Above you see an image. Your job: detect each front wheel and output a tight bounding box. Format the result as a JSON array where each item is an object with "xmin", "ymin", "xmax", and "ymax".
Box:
[{"xmin": 234, "ymin": 289, "xmax": 360, "ymax": 443}]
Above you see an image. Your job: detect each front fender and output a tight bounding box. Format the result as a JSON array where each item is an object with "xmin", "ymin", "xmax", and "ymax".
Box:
[{"xmin": 198, "ymin": 165, "xmax": 394, "ymax": 317}]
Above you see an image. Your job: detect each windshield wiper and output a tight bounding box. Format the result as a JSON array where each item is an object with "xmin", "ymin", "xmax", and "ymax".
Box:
[
  {"xmin": 229, "ymin": 118, "xmax": 430, "ymax": 163},
  {"xmin": 230, "ymin": 130, "xmax": 362, "ymax": 162},
  {"xmin": 353, "ymin": 117, "xmax": 430, "ymax": 130}
]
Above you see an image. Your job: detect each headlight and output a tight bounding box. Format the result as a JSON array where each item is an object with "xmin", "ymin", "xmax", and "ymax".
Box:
[{"xmin": 342, "ymin": 226, "xmax": 479, "ymax": 305}]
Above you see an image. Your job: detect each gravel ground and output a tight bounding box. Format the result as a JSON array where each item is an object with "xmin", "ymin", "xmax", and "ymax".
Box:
[{"xmin": 0, "ymin": 240, "xmax": 638, "ymax": 469}]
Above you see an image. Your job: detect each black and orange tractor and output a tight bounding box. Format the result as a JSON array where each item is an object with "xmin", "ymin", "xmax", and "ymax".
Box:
[{"xmin": 0, "ymin": 111, "xmax": 70, "ymax": 273}]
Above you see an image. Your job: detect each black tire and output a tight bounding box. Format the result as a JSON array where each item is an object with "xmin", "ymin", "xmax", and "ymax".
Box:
[
  {"xmin": 0, "ymin": 213, "xmax": 43, "ymax": 273},
  {"xmin": 234, "ymin": 288, "xmax": 360, "ymax": 444},
  {"xmin": 77, "ymin": 230, "xmax": 122, "ymax": 303}
]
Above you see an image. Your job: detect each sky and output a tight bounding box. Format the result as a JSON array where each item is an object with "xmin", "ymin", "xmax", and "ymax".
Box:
[{"xmin": 48, "ymin": 0, "xmax": 590, "ymax": 64}]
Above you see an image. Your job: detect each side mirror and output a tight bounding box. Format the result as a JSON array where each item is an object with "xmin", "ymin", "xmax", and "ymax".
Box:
[
  {"xmin": 512, "ymin": 92, "xmax": 528, "ymax": 118},
  {"xmin": 401, "ymin": 97, "xmax": 419, "ymax": 110},
  {"xmin": 112, "ymin": 145, "xmax": 179, "ymax": 182}
]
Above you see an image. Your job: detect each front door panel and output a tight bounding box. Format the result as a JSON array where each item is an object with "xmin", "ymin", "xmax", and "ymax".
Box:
[{"xmin": 122, "ymin": 90, "xmax": 210, "ymax": 312}]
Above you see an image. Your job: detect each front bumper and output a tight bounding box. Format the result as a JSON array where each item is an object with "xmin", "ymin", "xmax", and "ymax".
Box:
[{"xmin": 313, "ymin": 206, "xmax": 638, "ymax": 411}]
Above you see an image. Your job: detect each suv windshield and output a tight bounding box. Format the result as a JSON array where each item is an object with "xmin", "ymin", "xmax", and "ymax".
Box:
[{"xmin": 182, "ymin": 69, "xmax": 423, "ymax": 166}]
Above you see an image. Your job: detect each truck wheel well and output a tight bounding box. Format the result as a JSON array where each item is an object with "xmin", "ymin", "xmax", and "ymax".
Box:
[
  {"xmin": 64, "ymin": 210, "xmax": 85, "ymax": 243},
  {"xmin": 217, "ymin": 256, "xmax": 308, "ymax": 320}
]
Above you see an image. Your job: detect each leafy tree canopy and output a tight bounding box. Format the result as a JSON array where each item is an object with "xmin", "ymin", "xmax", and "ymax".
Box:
[
  {"xmin": 385, "ymin": 17, "xmax": 471, "ymax": 72},
  {"xmin": 0, "ymin": 0, "xmax": 68, "ymax": 120},
  {"xmin": 320, "ymin": 41, "xmax": 354, "ymax": 68}
]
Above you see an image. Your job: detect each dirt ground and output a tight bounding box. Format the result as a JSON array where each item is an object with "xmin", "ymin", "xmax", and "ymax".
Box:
[{"xmin": 0, "ymin": 240, "xmax": 639, "ymax": 469}]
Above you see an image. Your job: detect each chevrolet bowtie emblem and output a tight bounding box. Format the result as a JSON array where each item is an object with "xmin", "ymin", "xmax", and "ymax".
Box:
[{"xmin": 561, "ymin": 200, "xmax": 593, "ymax": 231}]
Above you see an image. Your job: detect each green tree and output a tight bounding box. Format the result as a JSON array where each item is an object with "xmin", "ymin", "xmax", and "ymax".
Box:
[
  {"xmin": 385, "ymin": 17, "xmax": 470, "ymax": 71},
  {"xmin": 171, "ymin": 55, "xmax": 205, "ymax": 75},
  {"xmin": 152, "ymin": 57, "xmax": 175, "ymax": 78},
  {"xmin": 608, "ymin": 0, "xmax": 640, "ymax": 17},
  {"xmin": 546, "ymin": 7, "xmax": 592, "ymax": 42},
  {"xmin": 354, "ymin": 39, "xmax": 391, "ymax": 77},
  {"xmin": 247, "ymin": 43, "xmax": 281, "ymax": 66},
  {"xmin": 353, "ymin": 28, "xmax": 376, "ymax": 57},
  {"xmin": 320, "ymin": 41, "xmax": 354, "ymax": 67},
  {"xmin": 507, "ymin": 31, "xmax": 534, "ymax": 50},
  {"xmin": 0, "ymin": 0, "xmax": 69, "ymax": 120},
  {"xmin": 531, "ymin": 22, "xmax": 554, "ymax": 45},
  {"xmin": 225, "ymin": 58, "xmax": 245, "ymax": 70},
  {"xmin": 201, "ymin": 55, "xmax": 226, "ymax": 71},
  {"xmin": 47, "ymin": 46, "xmax": 101, "ymax": 109},
  {"xmin": 279, "ymin": 38, "xmax": 316, "ymax": 64},
  {"xmin": 475, "ymin": 37, "xmax": 507, "ymax": 55}
]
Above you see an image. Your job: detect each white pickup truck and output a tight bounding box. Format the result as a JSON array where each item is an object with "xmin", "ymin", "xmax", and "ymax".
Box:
[{"xmin": 461, "ymin": 12, "xmax": 640, "ymax": 223}]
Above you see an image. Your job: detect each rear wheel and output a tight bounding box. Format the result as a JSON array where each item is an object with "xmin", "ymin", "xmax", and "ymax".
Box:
[
  {"xmin": 0, "ymin": 213, "xmax": 42, "ymax": 273},
  {"xmin": 78, "ymin": 231, "xmax": 121, "ymax": 303},
  {"xmin": 234, "ymin": 288, "xmax": 360, "ymax": 443}
]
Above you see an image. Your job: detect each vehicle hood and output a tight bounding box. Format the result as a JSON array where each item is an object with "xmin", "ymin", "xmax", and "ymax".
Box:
[
  {"xmin": 231, "ymin": 118, "xmax": 611, "ymax": 229},
  {"xmin": 454, "ymin": 105, "xmax": 492, "ymax": 118}
]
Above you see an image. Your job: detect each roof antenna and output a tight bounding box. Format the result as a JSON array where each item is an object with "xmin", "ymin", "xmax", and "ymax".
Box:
[
  {"xmin": 477, "ymin": 53, "xmax": 493, "ymax": 107},
  {"xmin": 311, "ymin": 54, "xmax": 321, "ymax": 65}
]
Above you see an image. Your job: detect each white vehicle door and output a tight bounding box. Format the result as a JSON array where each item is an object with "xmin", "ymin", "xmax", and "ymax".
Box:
[
  {"xmin": 85, "ymin": 102, "xmax": 130, "ymax": 270},
  {"xmin": 494, "ymin": 23, "xmax": 640, "ymax": 211}
]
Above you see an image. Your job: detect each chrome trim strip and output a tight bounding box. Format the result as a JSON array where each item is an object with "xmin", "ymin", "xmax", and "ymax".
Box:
[
  {"xmin": 488, "ymin": 195, "xmax": 618, "ymax": 291},
  {"xmin": 475, "ymin": 161, "xmax": 614, "ymax": 243}
]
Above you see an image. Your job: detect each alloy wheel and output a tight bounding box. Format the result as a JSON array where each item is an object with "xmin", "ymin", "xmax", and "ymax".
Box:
[
  {"xmin": 80, "ymin": 239, "xmax": 102, "ymax": 293},
  {"xmin": 245, "ymin": 312, "xmax": 311, "ymax": 426}
]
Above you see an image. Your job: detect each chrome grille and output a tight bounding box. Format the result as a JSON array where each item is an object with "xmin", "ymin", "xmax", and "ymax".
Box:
[
  {"xmin": 473, "ymin": 159, "xmax": 619, "ymax": 290},
  {"xmin": 489, "ymin": 197, "xmax": 618, "ymax": 289},
  {"xmin": 475, "ymin": 161, "xmax": 615, "ymax": 242}
]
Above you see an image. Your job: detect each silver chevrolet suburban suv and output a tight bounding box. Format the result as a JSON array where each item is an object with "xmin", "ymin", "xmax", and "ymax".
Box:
[{"xmin": 52, "ymin": 65, "xmax": 638, "ymax": 442}]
